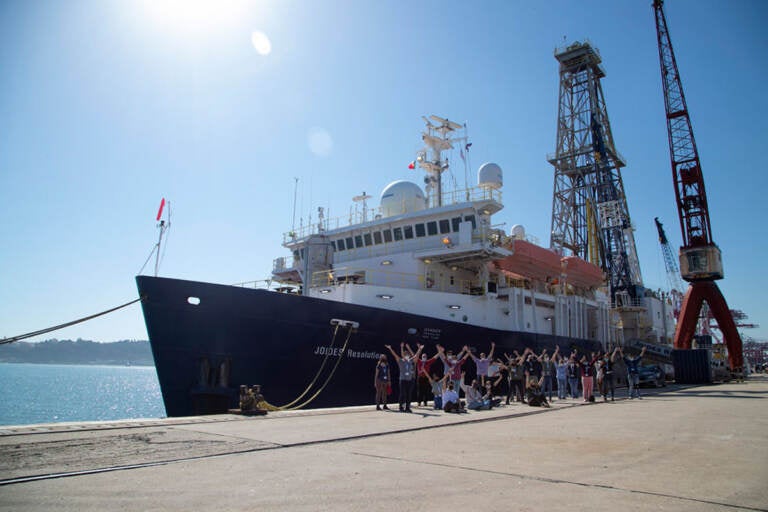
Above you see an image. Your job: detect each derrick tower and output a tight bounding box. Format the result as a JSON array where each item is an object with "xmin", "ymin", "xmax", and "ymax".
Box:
[{"xmin": 548, "ymin": 41, "xmax": 643, "ymax": 304}]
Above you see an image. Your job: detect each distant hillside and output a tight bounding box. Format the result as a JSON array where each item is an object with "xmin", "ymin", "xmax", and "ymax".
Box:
[{"xmin": 0, "ymin": 339, "xmax": 154, "ymax": 366}]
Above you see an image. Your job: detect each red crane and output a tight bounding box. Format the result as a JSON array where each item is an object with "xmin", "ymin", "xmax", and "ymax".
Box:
[{"xmin": 653, "ymin": 0, "xmax": 743, "ymax": 370}]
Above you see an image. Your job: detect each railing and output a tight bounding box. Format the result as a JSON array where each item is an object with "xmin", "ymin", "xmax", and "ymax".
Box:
[
  {"xmin": 310, "ymin": 266, "xmax": 485, "ymax": 295},
  {"xmin": 283, "ymin": 185, "xmax": 502, "ymax": 243}
]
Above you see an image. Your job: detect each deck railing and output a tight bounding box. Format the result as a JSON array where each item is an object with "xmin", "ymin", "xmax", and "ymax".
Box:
[{"xmin": 283, "ymin": 185, "xmax": 502, "ymax": 243}]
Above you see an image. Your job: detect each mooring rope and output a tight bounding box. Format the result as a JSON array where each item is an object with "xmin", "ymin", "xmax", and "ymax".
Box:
[
  {"xmin": 258, "ymin": 325, "xmax": 355, "ymax": 411},
  {"xmin": 0, "ymin": 297, "xmax": 144, "ymax": 346},
  {"xmin": 262, "ymin": 323, "xmax": 343, "ymax": 410}
]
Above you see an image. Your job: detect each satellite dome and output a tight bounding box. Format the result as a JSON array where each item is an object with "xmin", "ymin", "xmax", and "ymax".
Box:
[
  {"xmin": 380, "ymin": 181, "xmax": 426, "ymax": 217},
  {"xmin": 510, "ymin": 224, "xmax": 526, "ymax": 240},
  {"xmin": 478, "ymin": 162, "xmax": 503, "ymax": 190}
]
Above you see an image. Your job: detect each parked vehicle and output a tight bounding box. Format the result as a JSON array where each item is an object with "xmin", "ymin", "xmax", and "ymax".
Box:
[{"xmin": 638, "ymin": 364, "xmax": 666, "ymax": 387}]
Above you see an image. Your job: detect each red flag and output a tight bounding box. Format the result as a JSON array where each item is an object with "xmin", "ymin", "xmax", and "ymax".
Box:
[
  {"xmin": 408, "ymin": 161, "xmax": 415, "ymax": 169},
  {"xmin": 156, "ymin": 198, "xmax": 166, "ymax": 221}
]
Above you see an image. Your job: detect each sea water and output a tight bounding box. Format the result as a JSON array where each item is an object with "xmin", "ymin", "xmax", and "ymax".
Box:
[{"xmin": 0, "ymin": 363, "xmax": 166, "ymax": 426}]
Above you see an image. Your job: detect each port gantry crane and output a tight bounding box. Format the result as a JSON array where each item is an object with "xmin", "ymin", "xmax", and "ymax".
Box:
[{"xmin": 653, "ymin": 0, "xmax": 743, "ymax": 370}]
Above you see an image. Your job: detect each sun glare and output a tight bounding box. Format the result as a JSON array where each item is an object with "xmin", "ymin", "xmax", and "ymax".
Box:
[
  {"xmin": 251, "ymin": 31, "xmax": 272, "ymax": 55},
  {"xmin": 141, "ymin": 0, "xmax": 251, "ymax": 34}
]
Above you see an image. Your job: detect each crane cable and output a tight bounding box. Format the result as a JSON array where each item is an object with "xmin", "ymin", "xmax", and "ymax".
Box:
[
  {"xmin": 258, "ymin": 325, "xmax": 355, "ymax": 411},
  {"xmin": 0, "ymin": 297, "xmax": 144, "ymax": 346}
]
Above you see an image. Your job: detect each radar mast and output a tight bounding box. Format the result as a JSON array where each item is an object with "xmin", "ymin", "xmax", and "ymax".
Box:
[{"xmin": 419, "ymin": 115, "xmax": 465, "ymax": 207}]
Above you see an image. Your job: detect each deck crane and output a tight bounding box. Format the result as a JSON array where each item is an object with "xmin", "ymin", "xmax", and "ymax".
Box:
[{"xmin": 653, "ymin": 0, "xmax": 743, "ymax": 370}]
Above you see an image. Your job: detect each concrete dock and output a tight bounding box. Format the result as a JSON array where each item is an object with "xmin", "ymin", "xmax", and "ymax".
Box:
[{"xmin": 1, "ymin": 376, "xmax": 767, "ymax": 511}]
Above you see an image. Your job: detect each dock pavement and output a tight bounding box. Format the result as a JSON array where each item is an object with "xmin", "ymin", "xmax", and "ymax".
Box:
[{"xmin": 1, "ymin": 375, "xmax": 767, "ymax": 511}]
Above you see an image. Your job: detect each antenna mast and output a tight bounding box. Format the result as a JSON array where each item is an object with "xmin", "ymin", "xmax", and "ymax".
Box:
[{"xmin": 419, "ymin": 115, "xmax": 464, "ymax": 207}]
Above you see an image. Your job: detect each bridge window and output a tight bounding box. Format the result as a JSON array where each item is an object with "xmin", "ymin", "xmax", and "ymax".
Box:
[
  {"xmin": 354, "ymin": 235, "xmax": 363, "ymax": 248},
  {"xmin": 364, "ymin": 233, "xmax": 373, "ymax": 246},
  {"xmin": 373, "ymin": 231, "xmax": 383, "ymax": 245},
  {"xmin": 427, "ymin": 221, "xmax": 438, "ymax": 236},
  {"xmin": 465, "ymin": 215, "xmax": 476, "ymax": 229},
  {"xmin": 404, "ymin": 225, "xmax": 414, "ymax": 239},
  {"xmin": 337, "ymin": 239, "xmax": 346, "ymax": 251},
  {"xmin": 393, "ymin": 227, "xmax": 403, "ymax": 241},
  {"xmin": 452, "ymin": 217, "xmax": 462, "ymax": 232},
  {"xmin": 439, "ymin": 219, "xmax": 450, "ymax": 234},
  {"xmin": 383, "ymin": 229, "xmax": 393, "ymax": 243},
  {"xmin": 345, "ymin": 237, "xmax": 354, "ymax": 250},
  {"xmin": 415, "ymin": 223, "xmax": 426, "ymax": 237}
]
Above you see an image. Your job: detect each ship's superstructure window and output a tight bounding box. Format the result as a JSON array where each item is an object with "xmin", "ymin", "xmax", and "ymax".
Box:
[
  {"xmin": 323, "ymin": 212, "xmax": 476, "ymax": 256},
  {"xmin": 293, "ymin": 250, "xmax": 300, "ymax": 260}
]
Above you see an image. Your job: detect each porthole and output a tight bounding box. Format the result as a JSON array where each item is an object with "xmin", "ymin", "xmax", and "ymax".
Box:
[{"xmin": 187, "ymin": 297, "xmax": 201, "ymax": 305}]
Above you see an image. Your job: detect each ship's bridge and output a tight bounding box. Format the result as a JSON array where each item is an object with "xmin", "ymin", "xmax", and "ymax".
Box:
[{"xmin": 282, "ymin": 184, "xmax": 501, "ymax": 244}]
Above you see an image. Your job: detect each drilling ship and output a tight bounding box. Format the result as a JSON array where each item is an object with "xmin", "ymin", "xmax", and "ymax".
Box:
[{"xmin": 137, "ymin": 115, "xmax": 612, "ymax": 417}]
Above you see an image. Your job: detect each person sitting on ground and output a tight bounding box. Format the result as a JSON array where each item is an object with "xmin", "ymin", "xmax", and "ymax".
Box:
[
  {"xmin": 442, "ymin": 381, "xmax": 465, "ymax": 413},
  {"xmin": 483, "ymin": 377, "xmax": 503, "ymax": 409},
  {"xmin": 525, "ymin": 377, "xmax": 550, "ymax": 408},
  {"xmin": 460, "ymin": 373, "xmax": 487, "ymax": 410}
]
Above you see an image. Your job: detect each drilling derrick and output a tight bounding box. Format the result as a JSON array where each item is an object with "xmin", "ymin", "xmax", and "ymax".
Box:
[
  {"xmin": 653, "ymin": 0, "xmax": 743, "ymax": 370},
  {"xmin": 548, "ymin": 41, "xmax": 643, "ymax": 305}
]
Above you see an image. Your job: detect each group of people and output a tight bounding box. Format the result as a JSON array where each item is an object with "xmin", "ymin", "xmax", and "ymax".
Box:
[{"xmin": 374, "ymin": 341, "xmax": 649, "ymax": 413}]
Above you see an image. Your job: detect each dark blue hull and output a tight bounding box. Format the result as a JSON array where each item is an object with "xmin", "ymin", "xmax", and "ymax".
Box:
[{"xmin": 136, "ymin": 275, "xmax": 602, "ymax": 417}]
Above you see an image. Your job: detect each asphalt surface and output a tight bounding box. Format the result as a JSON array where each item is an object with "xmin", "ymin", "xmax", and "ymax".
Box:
[{"xmin": 1, "ymin": 376, "xmax": 766, "ymax": 511}]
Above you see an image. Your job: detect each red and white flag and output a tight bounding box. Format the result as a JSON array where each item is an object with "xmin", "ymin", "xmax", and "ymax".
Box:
[{"xmin": 407, "ymin": 161, "xmax": 415, "ymax": 169}]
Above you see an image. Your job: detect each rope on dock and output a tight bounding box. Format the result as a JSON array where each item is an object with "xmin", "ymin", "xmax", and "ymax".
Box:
[
  {"xmin": 259, "ymin": 324, "xmax": 356, "ymax": 411},
  {"xmin": 0, "ymin": 297, "xmax": 144, "ymax": 345}
]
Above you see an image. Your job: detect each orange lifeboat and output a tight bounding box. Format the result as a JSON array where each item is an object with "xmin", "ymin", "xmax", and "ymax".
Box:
[
  {"xmin": 494, "ymin": 239, "xmax": 562, "ymax": 282},
  {"xmin": 560, "ymin": 256, "xmax": 604, "ymax": 288}
]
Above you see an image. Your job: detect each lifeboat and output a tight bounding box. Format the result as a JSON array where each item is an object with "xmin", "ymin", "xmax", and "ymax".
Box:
[
  {"xmin": 493, "ymin": 239, "xmax": 562, "ymax": 282},
  {"xmin": 560, "ymin": 256, "xmax": 604, "ymax": 288}
]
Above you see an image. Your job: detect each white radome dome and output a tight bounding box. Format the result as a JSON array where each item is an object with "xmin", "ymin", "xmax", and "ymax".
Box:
[
  {"xmin": 478, "ymin": 162, "xmax": 503, "ymax": 190},
  {"xmin": 510, "ymin": 224, "xmax": 526, "ymax": 240},
  {"xmin": 380, "ymin": 181, "xmax": 426, "ymax": 217}
]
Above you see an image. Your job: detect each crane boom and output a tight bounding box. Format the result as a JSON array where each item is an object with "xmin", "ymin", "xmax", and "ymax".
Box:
[
  {"xmin": 654, "ymin": 217, "xmax": 684, "ymax": 294},
  {"xmin": 653, "ymin": 0, "xmax": 743, "ymax": 371}
]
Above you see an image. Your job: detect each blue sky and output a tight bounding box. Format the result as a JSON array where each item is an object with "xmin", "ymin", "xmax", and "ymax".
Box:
[{"xmin": 1, "ymin": 0, "xmax": 766, "ymax": 344}]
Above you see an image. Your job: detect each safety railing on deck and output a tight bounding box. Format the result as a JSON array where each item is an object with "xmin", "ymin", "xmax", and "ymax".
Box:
[
  {"xmin": 283, "ymin": 185, "xmax": 502, "ymax": 243},
  {"xmin": 310, "ymin": 266, "xmax": 487, "ymax": 295}
]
